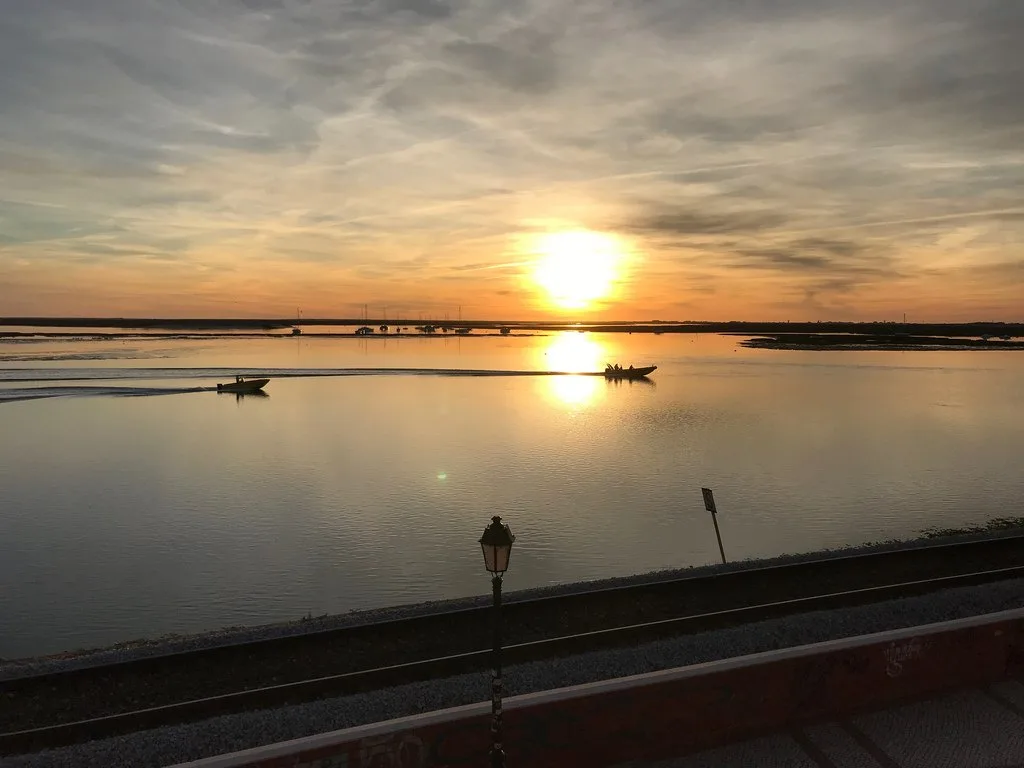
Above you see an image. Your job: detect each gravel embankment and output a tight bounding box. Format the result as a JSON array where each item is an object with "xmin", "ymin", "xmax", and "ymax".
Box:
[
  {"xmin": 5, "ymin": 575, "xmax": 1024, "ymax": 768},
  {"xmin": 4, "ymin": 528, "xmax": 1020, "ymax": 681},
  {"xmin": 6, "ymin": 529, "xmax": 1024, "ymax": 735}
]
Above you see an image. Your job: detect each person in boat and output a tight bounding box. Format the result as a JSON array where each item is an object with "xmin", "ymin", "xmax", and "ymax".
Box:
[
  {"xmin": 628, "ymin": 364, "xmax": 634, "ymax": 371},
  {"xmin": 235, "ymin": 375, "xmax": 243, "ymax": 384}
]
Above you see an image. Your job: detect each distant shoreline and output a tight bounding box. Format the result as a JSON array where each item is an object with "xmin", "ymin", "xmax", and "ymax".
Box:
[
  {"xmin": 2, "ymin": 317, "xmax": 1023, "ymax": 338},
  {"xmin": 0, "ymin": 330, "xmax": 546, "ymax": 340},
  {"xmin": 741, "ymin": 333, "xmax": 1024, "ymax": 351}
]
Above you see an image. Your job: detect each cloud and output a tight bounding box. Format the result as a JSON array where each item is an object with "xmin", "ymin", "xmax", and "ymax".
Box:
[
  {"xmin": 0, "ymin": 0, "xmax": 1021, "ymax": 319},
  {"xmin": 731, "ymin": 238, "xmax": 897, "ymax": 287},
  {"xmin": 623, "ymin": 208, "xmax": 790, "ymax": 238},
  {"xmin": 974, "ymin": 258, "xmax": 1024, "ymax": 278}
]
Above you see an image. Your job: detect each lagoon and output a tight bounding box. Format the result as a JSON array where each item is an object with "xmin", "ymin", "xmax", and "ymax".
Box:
[{"xmin": 1, "ymin": 329, "xmax": 1023, "ymax": 659}]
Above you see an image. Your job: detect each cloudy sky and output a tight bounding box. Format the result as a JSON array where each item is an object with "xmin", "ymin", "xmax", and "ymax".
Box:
[{"xmin": 1, "ymin": 0, "xmax": 1022, "ymax": 320}]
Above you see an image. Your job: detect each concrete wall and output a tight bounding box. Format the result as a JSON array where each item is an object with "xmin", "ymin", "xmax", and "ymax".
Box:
[{"xmin": 175, "ymin": 607, "xmax": 1024, "ymax": 768}]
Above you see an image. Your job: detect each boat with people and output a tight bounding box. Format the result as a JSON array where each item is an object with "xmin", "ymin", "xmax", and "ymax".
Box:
[
  {"xmin": 216, "ymin": 376, "xmax": 270, "ymax": 393},
  {"xmin": 603, "ymin": 364, "xmax": 657, "ymax": 379}
]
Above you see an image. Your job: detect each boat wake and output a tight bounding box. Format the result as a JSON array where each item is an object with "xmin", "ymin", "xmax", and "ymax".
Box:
[
  {"xmin": 0, "ymin": 367, "xmax": 653, "ymax": 402},
  {"xmin": 0, "ymin": 385, "xmax": 212, "ymax": 404},
  {"xmin": 0, "ymin": 367, "xmax": 618, "ymax": 383}
]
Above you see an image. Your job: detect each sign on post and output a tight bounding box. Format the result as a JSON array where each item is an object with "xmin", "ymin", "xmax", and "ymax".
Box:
[
  {"xmin": 701, "ymin": 487, "xmax": 727, "ymax": 564},
  {"xmin": 701, "ymin": 487, "xmax": 717, "ymax": 514}
]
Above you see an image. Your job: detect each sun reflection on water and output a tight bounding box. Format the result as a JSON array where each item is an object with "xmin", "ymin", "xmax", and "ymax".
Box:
[
  {"xmin": 548, "ymin": 375, "xmax": 599, "ymax": 407},
  {"xmin": 541, "ymin": 332, "xmax": 608, "ymax": 407}
]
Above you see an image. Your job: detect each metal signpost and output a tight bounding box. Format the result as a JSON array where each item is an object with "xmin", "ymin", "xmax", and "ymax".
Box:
[{"xmin": 701, "ymin": 487, "xmax": 727, "ymax": 564}]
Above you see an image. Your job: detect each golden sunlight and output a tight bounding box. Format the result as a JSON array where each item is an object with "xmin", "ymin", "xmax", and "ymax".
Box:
[
  {"xmin": 549, "ymin": 374, "xmax": 600, "ymax": 407},
  {"xmin": 542, "ymin": 331, "xmax": 607, "ymax": 372},
  {"xmin": 529, "ymin": 230, "xmax": 625, "ymax": 310},
  {"xmin": 539, "ymin": 332, "xmax": 607, "ymax": 407}
]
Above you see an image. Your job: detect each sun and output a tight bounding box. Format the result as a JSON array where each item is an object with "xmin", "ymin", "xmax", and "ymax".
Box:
[{"xmin": 529, "ymin": 230, "xmax": 625, "ymax": 310}]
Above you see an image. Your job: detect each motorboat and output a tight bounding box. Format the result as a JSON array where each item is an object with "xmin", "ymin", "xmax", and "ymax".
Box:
[
  {"xmin": 603, "ymin": 364, "xmax": 657, "ymax": 379},
  {"xmin": 216, "ymin": 376, "xmax": 270, "ymax": 393}
]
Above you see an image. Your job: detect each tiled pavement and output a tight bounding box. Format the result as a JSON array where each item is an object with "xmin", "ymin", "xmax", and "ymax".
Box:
[{"xmin": 628, "ymin": 680, "xmax": 1024, "ymax": 768}]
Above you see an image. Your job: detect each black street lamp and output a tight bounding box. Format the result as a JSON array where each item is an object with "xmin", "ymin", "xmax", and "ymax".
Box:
[{"xmin": 480, "ymin": 515, "xmax": 515, "ymax": 768}]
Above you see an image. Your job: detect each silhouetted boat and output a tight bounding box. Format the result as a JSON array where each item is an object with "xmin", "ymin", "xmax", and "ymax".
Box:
[
  {"xmin": 217, "ymin": 376, "xmax": 269, "ymax": 393},
  {"xmin": 603, "ymin": 365, "xmax": 657, "ymax": 379}
]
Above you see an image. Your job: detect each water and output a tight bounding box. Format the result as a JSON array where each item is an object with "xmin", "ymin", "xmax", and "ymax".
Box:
[{"xmin": 1, "ymin": 330, "xmax": 1023, "ymax": 659}]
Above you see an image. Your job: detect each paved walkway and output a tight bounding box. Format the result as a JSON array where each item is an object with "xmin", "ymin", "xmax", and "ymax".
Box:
[{"xmin": 628, "ymin": 680, "xmax": 1024, "ymax": 768}]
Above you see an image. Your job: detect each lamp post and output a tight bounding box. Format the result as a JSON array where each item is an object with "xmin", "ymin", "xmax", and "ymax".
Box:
[{"xmin": 480, "ymin": 515, "xmax": 515, "ymax": 768}]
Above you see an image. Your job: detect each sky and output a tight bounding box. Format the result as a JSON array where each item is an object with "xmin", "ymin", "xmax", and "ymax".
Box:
[{"xmin": 1, "ymin": 0, "xmax": 1022, "ymax": 321}]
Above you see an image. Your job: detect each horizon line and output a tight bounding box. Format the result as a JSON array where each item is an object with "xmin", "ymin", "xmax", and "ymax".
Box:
[{"xmin": 3, "ymin": 317, "xmax": 1024, "ymax": 327}]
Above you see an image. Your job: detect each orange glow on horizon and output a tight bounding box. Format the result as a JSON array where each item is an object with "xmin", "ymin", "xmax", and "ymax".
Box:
[{"xmin": 5, "ymin": 237, "xmax": 1022, "ymax": 323}]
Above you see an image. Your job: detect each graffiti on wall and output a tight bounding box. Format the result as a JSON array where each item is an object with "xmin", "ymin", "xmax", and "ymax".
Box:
[
  {"xmin": 883, "ymin": 638, "xmax": 926, "ymax": 678},
  {"xmin": 283, "ymin": 732, "xmax": 427, "ymax": 768}
]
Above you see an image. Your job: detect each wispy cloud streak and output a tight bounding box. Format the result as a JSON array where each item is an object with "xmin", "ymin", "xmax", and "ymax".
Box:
[{"xmin": 0, "ymin": 0, "xmax": 1021, "ymax": 318}]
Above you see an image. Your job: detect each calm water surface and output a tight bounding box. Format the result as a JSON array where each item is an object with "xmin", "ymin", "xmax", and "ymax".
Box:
[{"xmin": 1, "ymin": 331, "xmax": 1023, "ymax": 658}]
